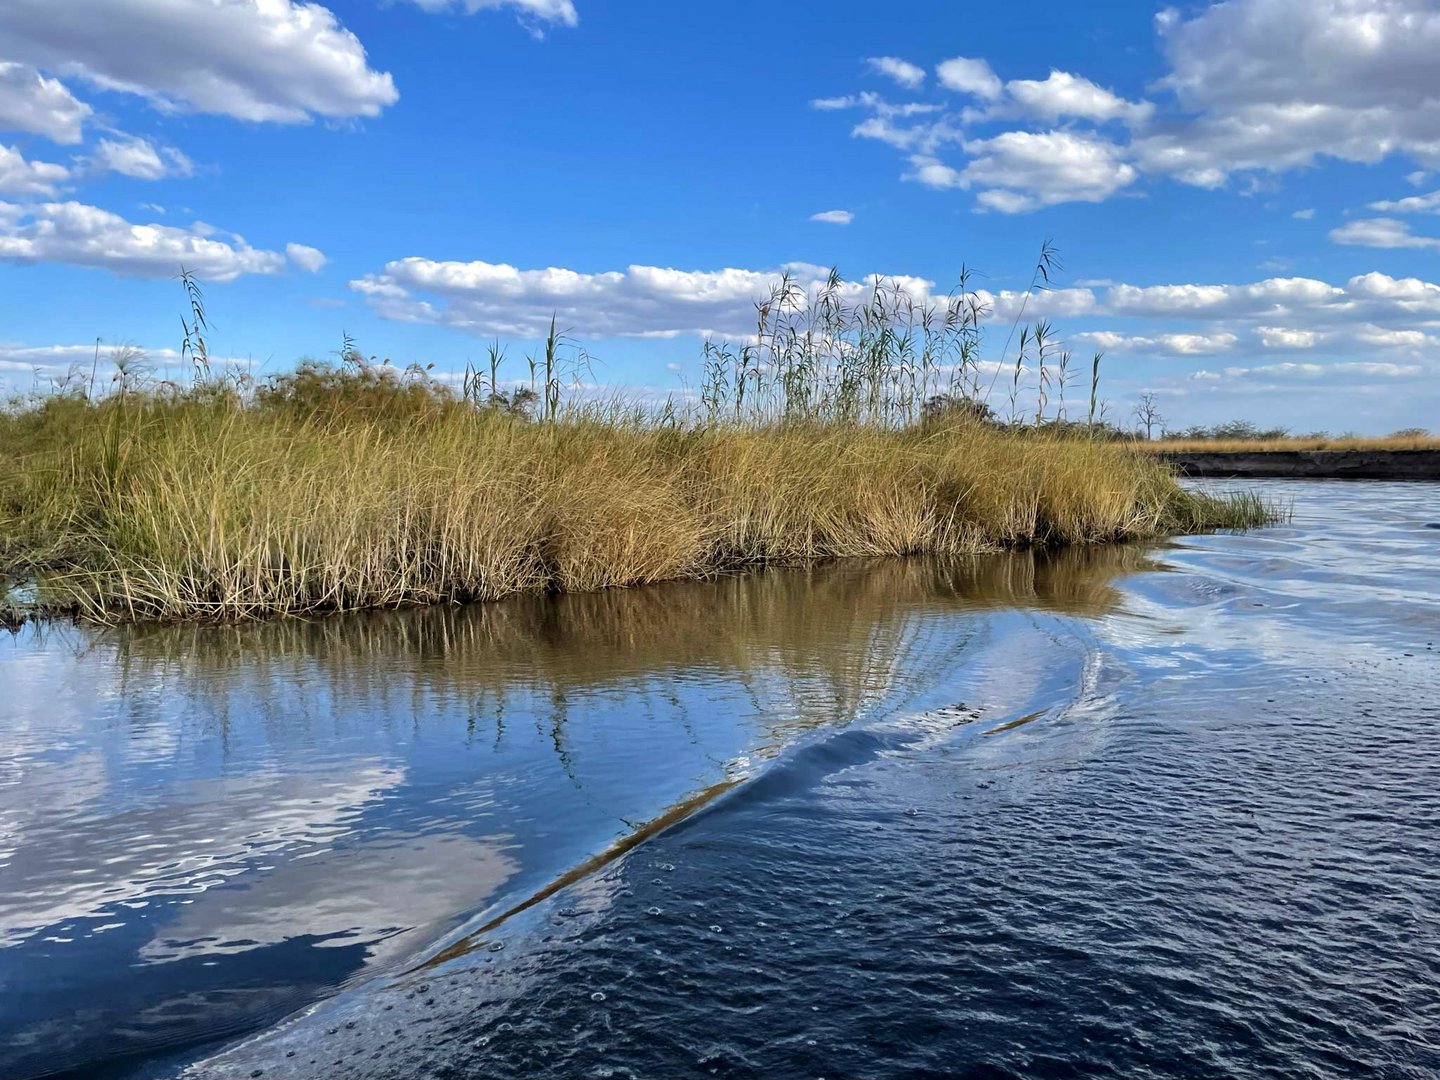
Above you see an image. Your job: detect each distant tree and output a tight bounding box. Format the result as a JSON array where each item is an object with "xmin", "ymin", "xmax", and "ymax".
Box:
[
  {"xmin": 921, "ymin": 393, "xmax": 996, "ymax": 428},
  {"xmin": 1132, "ymin": 392, "xmax": 1164, "ymax": 440},
  {"xmin": 1390, "ymin": 427, "xmax": 1430, "ymax": 439}
]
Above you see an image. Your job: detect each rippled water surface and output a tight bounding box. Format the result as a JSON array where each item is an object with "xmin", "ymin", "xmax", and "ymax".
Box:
[{"xmin": 2, "ymin": 480, "xmax": 1437, "ymax": 1079}]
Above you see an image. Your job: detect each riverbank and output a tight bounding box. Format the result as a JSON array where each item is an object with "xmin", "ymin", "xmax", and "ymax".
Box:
[
  {"xmin": 0, "ymin": 389, "xmax": 1269, "ymax": 624},
  {"xmin": 1160, "ymin": 449, "xmax": 1440, "ymax": 480}
]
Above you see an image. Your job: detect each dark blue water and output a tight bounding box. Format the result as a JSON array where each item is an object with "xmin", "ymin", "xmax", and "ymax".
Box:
[{"xmin": 3, "ymin": 481, "xmax": 1437, "ymax": 1078}]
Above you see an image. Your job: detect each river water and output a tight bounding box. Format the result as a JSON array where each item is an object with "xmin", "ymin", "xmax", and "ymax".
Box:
[{"xmin": 1, "ymin": 480, "xmax": 1436, "ymax": 1079}]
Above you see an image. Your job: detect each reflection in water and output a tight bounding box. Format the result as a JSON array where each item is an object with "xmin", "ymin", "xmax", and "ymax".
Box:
[
  {"xmin": 109, "ymin": 543, "xmax": 1144, "ymax": 713},
  {"xmin": 183, "ymin": 479, "xmax": 1440, "ymax": 1080},
  {"xmin": 0, "ymin": 546, "xmax": 1143, "ymax": 1080}
]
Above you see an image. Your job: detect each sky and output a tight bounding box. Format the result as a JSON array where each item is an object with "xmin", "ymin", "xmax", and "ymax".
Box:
[{"xmin": 2, "ymin": 0, "xmax": 1439, "ymax": 433}]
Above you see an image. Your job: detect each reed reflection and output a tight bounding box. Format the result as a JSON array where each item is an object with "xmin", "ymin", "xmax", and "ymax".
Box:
[{"xmin": 103, "ymin": 545, "xmax": 1150, "ymax": 753}]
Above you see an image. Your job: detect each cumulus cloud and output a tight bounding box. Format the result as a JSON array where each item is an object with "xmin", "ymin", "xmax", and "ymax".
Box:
[
  {"xmin": 809, "ymin": 209, "xmax": 854, "ymax": 225},
  {"xmin": 1139, "ymin": 0, "xmax": 1440, "ymax": 186},
  {"xmin": 0, "ymin": 0, "xmax": 397, "ymax": 124},
  {"xmin": 1256, "ymin": 326, "xmax": 1321, "ymax": 349},
  {"xmin": 866, "ymin": 57, "xmax": 925, "ymax": 90},
  {"xmin": 87, "ymin": 136, "xmax": 194, "ymax": 181},
  {"xmin": 819, "ymin": 1, "xmax": 1440, "ymax": 210},
  {"xmin": 958, "ymin": 130, "xmax": 1138, "ymax": 212},
  {"xmin": 0, "ymin": 200, "xmax": 289, "ymax": 280},
  {"xmin": 285, "ymin": 242, "xmax": 327, "ymax": 272},
  {"xmin": 346, "ymin": 250, "xmax": 1440, "ymax": 395},
  {"xmin": 1066, "ymin": 272, "xmax": 1440, "ymax": 376},
  {"xmin": 344, "ymin": 254, "xmax": 1440, "ymax": 426},
  {"xmin": 0, "ymin": 62, "xmax": 91, "ymax": 144},
  {"xmin": 351, "ymin": 258, "xmax": 946, "ymax": 339},
  {"xmin": 0, "ymin": 144, "xmax": 69, "ymax": 197},
  {"xmin": 935, "ymin": 57, "xmax": 1002, "ymax": 100},
  {"xmin": 1330, "ymin": 217, "xmax": 1440, "ymax": 250},
  {"xmin": 1004, "ymin": 71, "xmax": 1152, "ymax": 124},
  {"xmin": 904, "ymin": 155, "xmax": 966, "ymax": 190}
]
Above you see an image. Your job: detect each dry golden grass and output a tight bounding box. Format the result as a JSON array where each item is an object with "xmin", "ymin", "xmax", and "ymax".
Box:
[
  {"xmin": 0, "ymin": 391, "xmax": 1270, "ymax": 623},
  {"xmin": 1143, "ymin": 434, "xmax": 1440, "ymax": 453}
]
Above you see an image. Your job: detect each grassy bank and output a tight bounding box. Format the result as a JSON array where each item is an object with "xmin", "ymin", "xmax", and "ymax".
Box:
[
  {"xmin": 0, "ymin": 385, "xmax": 1269, "ymax": 623},
  {"xmin": 0, "ymin": 266, "xmax": 1275, "ymax": 624},
  {"xmin": 1142, "ymin": 433, "xmax": 1440, "ymax": 453}
]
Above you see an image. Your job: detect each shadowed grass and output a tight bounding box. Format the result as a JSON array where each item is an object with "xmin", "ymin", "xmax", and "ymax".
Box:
[{"xmin": 0, "ymin": 386, "xmax": 1273, "ymax": 623}]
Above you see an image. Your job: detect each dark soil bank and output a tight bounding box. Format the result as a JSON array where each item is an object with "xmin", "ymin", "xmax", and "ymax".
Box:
[{"xmin": 1162, "ymin": 449, "xmax": 1440, "ymax": 480}]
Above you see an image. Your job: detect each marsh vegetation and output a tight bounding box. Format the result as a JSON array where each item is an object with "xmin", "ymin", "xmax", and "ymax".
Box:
[{"xmin": 1, "ymin": 262, "xmax": 1272, "ymax": 623}]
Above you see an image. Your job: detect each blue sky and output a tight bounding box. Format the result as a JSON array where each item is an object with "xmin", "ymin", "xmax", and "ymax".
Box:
[{"xmin": 2, "ymin": 0, "xmax": 1439, "ymax": 432}]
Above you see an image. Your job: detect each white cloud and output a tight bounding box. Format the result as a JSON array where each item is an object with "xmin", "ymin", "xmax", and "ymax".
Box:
[
  {"xmin": 822, "ymin": 0, "xmax": 1440, "ymax": 211},
  {"xmin": 1334, "ymin": 360, "xmax": 1425, "ymax": 376},
  {"xmin": 0, "ymin": 200, "xmax": 289, "ymax": 280},
  {"xmin": 827, "ymin": 93, "xmax": 952, "ymax": 154},
  {"xmin": 285, "ymin": 242, "xmax": 327, "ymax": 272},
  {"xmin": 866, "ymin": 57, "xmax": 925, "ymax": 90},
  {"xmin": 1105, "ymin": 276, "xmax": 1342, "ymax": 318},
  {"xmin": 0, "ymin": 62, "xmax": 91, "ymax": 144},
  {"xmin": 401, "ymin": 0, "xmax": 577, "ymax": 28},
  {"xmin": 1292, "ymin": 208, "xmax": 1315, "ymax": 220},
  {"xmin": 1004, "ymin": 71, "xmax": 1152, "ymax": 124},
  {"xmin": 1222, "ymin": 360, "xmax": 1423, "ymax": 380},
  {"xmin": 935, "ymin": 57, "xmax": 1001, "ymax": 100},
  {"xmin": 823, "ymin": 72, "xmax": 1140, "ymax": 211},
  {"xmin": 1140, "ymin": 0, "xmax": 1440, "ymax": 186},
  {"xmin": 1406, "ymin": 170, "xmax": 1432, "ymax": 187},
  {"xmin": 87, "ymin": 136, "xmax": 194, "ymax": 181},
  {"xmin": 1256, "ymin": 326, "xmax": 1320, "ymax": 349},
  {"xmin": 1369, "ymin": 188, "xmax": 1440, "ymax": 214},
  {"xmin": 1329, "ymin": 217, "xmax": 1440, "ymax": 250},
  {"xmin": 812, "ymin": 93, "xmax": 940, "ymax": 119},
  {"xmin": 0, "ymin": 144, "xmax": 68, "ymax": 197},
  {"xmin": 809, "ymin": 209, "xmax": 854, "ymax": 225},
  {"xmin": 960, "ymin": 130, "xmax": 1138, "ymax": 212},
  {"xmin": 1073, "ymin": 330, "xmax": 1238, "ymax": 355},
  {"xmin": 0, "ymin": 0, "xmax": 397, "ymax": 124},
  {"xmin": 904, "ymin": 154, "xmax": 967, "ymax": 191},
  {"xmin": 0, "ymin": 342, "xmax": 255, "ymax": 392},
  {"xmin": 0, "ymin": 342, "xmax": 183, "ymax": 373},
  {"xmin": 352, "ymin": 258, "xmax": 944, "ymax": 339},
  {"xmin": 346, "ymin": 256, "xmax": 1440, "ymax": 426},
  {"xmin": 852, "ymin": 116, "xmax": 922, "ymax": 151}
]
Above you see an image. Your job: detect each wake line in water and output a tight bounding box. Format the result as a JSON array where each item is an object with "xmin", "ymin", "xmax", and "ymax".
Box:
[
  {"xmin": 424, "ymin": 612, "xmax": 1105, "ymax": 972},
  {"xmin": 179, "ymin": 613, "xmax": 1104, "ymax": 1079}
]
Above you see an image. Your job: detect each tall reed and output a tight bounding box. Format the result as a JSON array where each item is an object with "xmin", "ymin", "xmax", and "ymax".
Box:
[{"xmin": 0, "ymin": 264, "xmax": 1275, "ymax": 623}]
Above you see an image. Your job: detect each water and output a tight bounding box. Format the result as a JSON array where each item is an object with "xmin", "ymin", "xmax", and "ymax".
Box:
[{"xmin": 1, "ymin": 480, "xmax": 1436, "ymax": 1078}]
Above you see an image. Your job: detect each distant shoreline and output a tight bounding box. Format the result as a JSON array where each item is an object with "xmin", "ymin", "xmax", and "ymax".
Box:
[{"xmin": 1159, "ymin": 449, "xmax": 1440, "ymax": 481}]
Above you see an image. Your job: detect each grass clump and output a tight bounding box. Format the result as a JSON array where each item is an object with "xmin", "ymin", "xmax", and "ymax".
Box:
[
  {"xmin": 0, "ymin": 263, "xmax": 1275, "ymax": 624},
  {"xmin": 0, "ymin": 394, "xmax": 1270, "ymax": 623}
]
